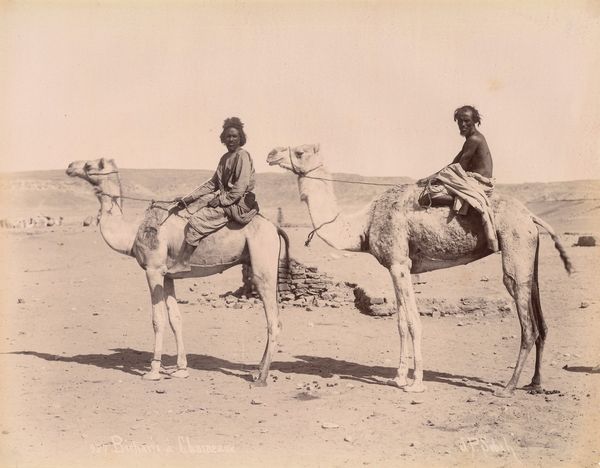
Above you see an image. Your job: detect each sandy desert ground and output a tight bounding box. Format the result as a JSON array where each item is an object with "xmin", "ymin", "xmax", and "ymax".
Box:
[
  {"xmin": 0, "ymin": 216, "xmax": 599, "ymax": 467},
  {"xmin": 1, "ymin": 170, "xmax": 599, "ymax": 467}
]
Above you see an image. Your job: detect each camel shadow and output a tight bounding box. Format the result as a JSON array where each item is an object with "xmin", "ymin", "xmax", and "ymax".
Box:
[
  {"xmin": 7, "ymin": 349, "xmax": 500, "ymax": 392},
  {"xmin": 280, "ymin": 355, "xmax": 499, "ymax": 392}
]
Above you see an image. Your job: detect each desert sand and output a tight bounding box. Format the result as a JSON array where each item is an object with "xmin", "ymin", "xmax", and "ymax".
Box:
[{"xmin": 0, "ymin": 171, "xmax": 599, "ymax": 467}]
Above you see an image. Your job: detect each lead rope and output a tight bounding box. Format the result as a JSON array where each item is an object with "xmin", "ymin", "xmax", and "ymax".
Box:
[{"xmin": 304, "ymin": 213, "xmax": 340, "ymax": 246}]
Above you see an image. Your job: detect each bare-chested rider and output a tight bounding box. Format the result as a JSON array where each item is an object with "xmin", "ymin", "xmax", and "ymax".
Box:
[{"xmin": 418, "ymin": 105, "xmax": 493, "ymax": 206}]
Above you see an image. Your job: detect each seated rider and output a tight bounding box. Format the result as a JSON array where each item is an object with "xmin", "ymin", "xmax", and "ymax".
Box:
[
  {"xmin": 417, "ymin": 105, "xmax": 498, "ymax": 251},
  {"xmin": 168, "ymin": 117, "xmax": 258, "ymax": 273}
]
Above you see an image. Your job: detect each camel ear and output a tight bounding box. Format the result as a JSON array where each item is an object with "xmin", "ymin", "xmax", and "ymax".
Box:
[
  {"xmin": 99, "ymin": 158, "xmax": 105, "ymax": 170},
  {"xmin": 313, "ymin": 143, "xmax": 320, "ymax": 153}
]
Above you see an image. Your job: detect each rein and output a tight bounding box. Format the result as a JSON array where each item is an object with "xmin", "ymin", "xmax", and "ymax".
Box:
[
  {"xmin": 304, "ymin": 213, "xmax": 340, "ymax": 247},
  {"xmin": 287, "ymin": 147, "xmax": 398, "ymax": 187},
  {"xmin": 285, "ymin": 147, "xmax": 400, "ymax": 246},
  {"xmin": 86, "ymin": 168, "xmax": 178, "ymax": 205}
]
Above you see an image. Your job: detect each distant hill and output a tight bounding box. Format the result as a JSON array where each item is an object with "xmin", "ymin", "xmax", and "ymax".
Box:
[{"xmin": 1, "ymin": 169, "xmax": 598, "ymax": 233}]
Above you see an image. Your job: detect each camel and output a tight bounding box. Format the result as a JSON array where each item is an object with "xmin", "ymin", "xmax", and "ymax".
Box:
[
  {"xmin": 267, "ymin": 144, "xmax": 573, "ymax": 397},
  {"xmin": 66, "ymin": 158, "xmax": 286, "ymax": 384}
]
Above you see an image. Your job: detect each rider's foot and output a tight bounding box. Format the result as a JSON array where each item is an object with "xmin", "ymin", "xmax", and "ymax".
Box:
[{"xmin": 167, "ymin": 241, "xmax": 196, "ymax": 274}]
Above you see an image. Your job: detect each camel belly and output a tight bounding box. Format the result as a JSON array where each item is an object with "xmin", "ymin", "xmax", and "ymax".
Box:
[
  {"xmin": 407, "ymin": 207, "xmax": 491, "ymax": 273},
  {"xmin": 190, "ymin": 222, "xmax": 250, "ymax": 266}
]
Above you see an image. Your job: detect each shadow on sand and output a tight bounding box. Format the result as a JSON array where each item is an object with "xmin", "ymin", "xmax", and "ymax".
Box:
[
  {"xmin": 7, "ymin": 348, "xmax": 502, "ymax": 392},
  {"xmin": 562, "ymin": 364, "xmax": 600, "ymax": 374}
]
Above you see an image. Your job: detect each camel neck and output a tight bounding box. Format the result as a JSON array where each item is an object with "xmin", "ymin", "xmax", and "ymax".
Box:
[
  {"xmin": 298, "ymin": 168, "xmax": 369, "ymax": 252},
  {"xmin": 95, "ymin": 175, "xmax": 136, "ymax": 256}
]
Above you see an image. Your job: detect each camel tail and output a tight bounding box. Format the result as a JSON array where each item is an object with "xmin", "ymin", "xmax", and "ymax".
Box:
[
  {"xmin": 276, "ymin": 227, "xmax": 291, "ymax": 299},
  {"xmin": 531, "ymin": 215, "xmax": 574, "ymax": 275},
  {"xmin": 277, "ymin": 226, "xmax": 290, "ymax": 270}
]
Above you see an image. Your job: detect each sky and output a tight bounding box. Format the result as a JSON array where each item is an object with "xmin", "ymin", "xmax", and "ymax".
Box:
[{"xmin": 1, "ymin": 1, "xmax": 599, "ymax": 182}]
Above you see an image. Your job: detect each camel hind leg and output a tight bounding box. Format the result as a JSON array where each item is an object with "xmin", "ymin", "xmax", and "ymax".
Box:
[
  {"xmin": 246, "ymin": 224, "xmax": 281, "ymax": 386},
  {"xmin": 495, "ymin": 229, "xmax": 539, "ymax": 397},
  {"xmin": 522, "ymin": 237, "xmax": 547, "ymax": 393}
]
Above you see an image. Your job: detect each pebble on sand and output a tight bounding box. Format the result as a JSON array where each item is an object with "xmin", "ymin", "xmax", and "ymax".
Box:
[{"xmin": 321, "ymin": 422, "xmax": 340, "ymax": 429}]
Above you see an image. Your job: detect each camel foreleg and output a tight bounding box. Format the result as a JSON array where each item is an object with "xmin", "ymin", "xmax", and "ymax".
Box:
[
  {"xmin": 164, "ymin": 277, "xmax": 189, "ymax": 378},
  {"xmin": 143, "ymin": 269, "xmax": 168, "ymax": 381},
  {"xmin": 388, "ymin": 263, "xmax": 425, "ymax": 393}
]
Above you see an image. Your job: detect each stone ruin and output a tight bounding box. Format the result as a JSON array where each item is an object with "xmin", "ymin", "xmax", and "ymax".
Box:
[
  {"xmin": 0, "ymin": 215, "xmax": 63, "ymax": 229},
  {"xmin": 191, "ymin": 257, "xmax": 514, "ymax": 318},
  {"xmin": 241, "ymin": 259, "xmax": 356, "ymax": 308}
]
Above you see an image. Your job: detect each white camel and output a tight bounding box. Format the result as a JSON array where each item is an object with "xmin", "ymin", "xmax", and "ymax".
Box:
[
  {"xmin": 66, "ymin": 158, "xmax": 286, "ymax": 384},
  {"xmin": 267, "ymin": 144, "xmax": 573, "ymax": 397}
]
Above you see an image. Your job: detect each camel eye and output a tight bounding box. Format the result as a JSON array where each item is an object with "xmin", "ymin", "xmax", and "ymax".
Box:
[
  {"xmin": 295, "ymin": 152, "xmax": 303, "ymax": 158},
  {"xmin": 84, "ymin": 163, "xmax": 92, "ymax": 171}
]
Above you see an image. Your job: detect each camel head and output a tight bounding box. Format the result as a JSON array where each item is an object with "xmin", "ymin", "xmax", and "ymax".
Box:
[
  {"xmin": 267, "ymin": 144, "xmax": 322, "ymax": 176},
  {"xmin": 66, "ymin": 158, "xmax": 119, "ymax": 186}
]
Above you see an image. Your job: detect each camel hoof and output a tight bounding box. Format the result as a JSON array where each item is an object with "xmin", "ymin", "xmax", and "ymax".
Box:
[
  {"xmin": 493, "ymin": 387, "xmax": 514, "ymax": 398},
  {"xmin": 387, "ymin": 378, "xmax": 407, "ymax": 389},
  {"xmin": 251, "ymin": 380, "xmax": 267, "ymax": 388},
  {"xmin": 170, "ymin": 368, "xmax": 190, "ymax": 379},
  {"xmin": 142, "ymin": 372, "xmax": 162, "ymax": 381},
  {"xmin": 403, "ymin": 382, "xmax": 426, "ymax": 393},
  {"xmin": 522, "ymin": 383, "xmax": 543, "ymax": 394}
]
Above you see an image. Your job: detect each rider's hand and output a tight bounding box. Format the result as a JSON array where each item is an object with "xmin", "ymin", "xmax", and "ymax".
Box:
[
  {"xmin": 174, "ymin": 197, "xmax": 187, "ymax": 210},
  {"xmin": 207, "ymin": 196, "xmax": 220, "ymax": 208}
]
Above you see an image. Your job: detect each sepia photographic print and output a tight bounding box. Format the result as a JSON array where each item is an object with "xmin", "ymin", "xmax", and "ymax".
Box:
[{"xmin": 1, "ymin": 1, "xmax": 599, "ymax": 467}]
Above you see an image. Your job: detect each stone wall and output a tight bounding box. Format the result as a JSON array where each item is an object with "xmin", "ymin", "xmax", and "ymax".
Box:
[
  {"xmin": 193, "ymin": 258, "xmax": 514, "ymax": 318},
  {"xmin": 237, "ymin": 259, "xmax": 355, "ymax": 309}
]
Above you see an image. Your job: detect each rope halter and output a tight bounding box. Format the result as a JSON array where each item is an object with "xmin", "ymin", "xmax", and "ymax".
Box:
[{"xmin": 288, "ymin": 146, "xmax": 323, "ymax": 177}]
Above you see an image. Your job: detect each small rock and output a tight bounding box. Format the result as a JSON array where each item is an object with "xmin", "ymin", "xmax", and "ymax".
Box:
[
  {"xmin": 344, "ymin": 435, "xmax": 354, "ymax": 443},
  {"xmin": 155, "ymin": 389, "xmax": 166, "ymax": 394},
  {"xmin": 410, "ymin": 399, "xmax": 424, "ymax": 405},
  {"xmin": 466, "ymin": 397, "xmax": 477, "ymax": 403},
  {"xmin": 251, "ymin": 399, "xmax": 262, "ymax": 405},
  {"xmin": 480, "ymin": 276, "xmax": 489, "ymax": 282},
  {"xmin": 17, "ymin": 298, "xmax": 25, "ymax": 304},
  {"xmin": 321, "ymin": 422, "xmax": 339, "ymax": 429},
  {"xmin": 224, "ymin": 295, "xmax": 237, "ymax": 304},
  {"xmin": 575, "ymin": 235, "xmax": 597, "ymax": 247},
  {"xmin": 457, "ymin": 322, "xmax": 464, "ymax": 327},
  {"xmin": 580, "ymin": 302, "xmax": 589, "ymax": 309}
]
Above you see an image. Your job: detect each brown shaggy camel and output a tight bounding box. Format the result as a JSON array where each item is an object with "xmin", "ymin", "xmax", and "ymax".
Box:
[
  {"xmin": 267, "ymin": 144, "xmax": 573, "ymax": 397},
  {"xmin": 66, "ymin": 158, "xmax": 286, "ymax": 385}
]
